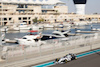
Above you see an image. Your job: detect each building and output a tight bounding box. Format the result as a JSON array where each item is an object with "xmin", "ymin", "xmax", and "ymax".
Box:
[
  {"xmin": 0, "ymin": 0, "xmax": 100, "ymax": 26},
  {"xmin": 73, "ymin": 0, "xmax": 87, "ymax": 15}
]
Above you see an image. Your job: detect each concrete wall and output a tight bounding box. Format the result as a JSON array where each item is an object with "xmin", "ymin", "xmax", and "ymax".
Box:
[
  {"xmin": 54, "ymin": 6, "xmax": 68, "ymax": 14},
  {"xmin": 33, "ymin": 6, "xmax": 42, "ymax": 13}
]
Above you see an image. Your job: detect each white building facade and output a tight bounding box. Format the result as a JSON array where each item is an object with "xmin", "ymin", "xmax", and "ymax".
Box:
[{"xmin": 0, "ymin": 0, "xmax": 100, "ymax": 26}]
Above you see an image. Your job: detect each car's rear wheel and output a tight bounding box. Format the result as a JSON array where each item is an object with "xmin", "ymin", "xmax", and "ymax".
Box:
[{"xmin": 75, "ymin": 57, "xmax": 77, "ymax": 60}]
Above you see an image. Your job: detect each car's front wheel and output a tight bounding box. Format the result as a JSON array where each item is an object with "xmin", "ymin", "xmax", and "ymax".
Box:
[
  {"xmin": 65, "ymin": 59, "xmax": 67, "ymax": 63},
  {"xmin": 55, "ymin": 58, "xmax": 59, "ymax": 62}
]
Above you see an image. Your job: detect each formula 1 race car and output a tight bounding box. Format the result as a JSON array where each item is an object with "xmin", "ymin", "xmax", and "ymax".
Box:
[{"xmin": 54, "ymin": 53, "xmax": 77, "ymax": 64}]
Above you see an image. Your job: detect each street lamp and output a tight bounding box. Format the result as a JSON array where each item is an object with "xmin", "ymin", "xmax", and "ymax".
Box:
[
  {"xmin": 91, "ymin": 24, "xmax": 93, "ymax": 31},
  {"xmin": 0, "ymin": 29, "xmax": 2, "ymax": 46},
  {"xmin": 1, "ymin": 0, "xmax": 4, "ymax": 26},
  {"xmin": 75, "ymin": 27, "xmax": 77, "ymax": 35}
]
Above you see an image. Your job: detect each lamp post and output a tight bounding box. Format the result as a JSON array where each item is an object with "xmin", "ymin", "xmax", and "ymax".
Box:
[
  {"xmin": 75, "ymin": 27, "xmax": 77, "ymax": 35},
  {"xmin": 0, "ymin": 29, "xmax": 2, "ymax": 46},
  {"xmin": 91, "ymin": 25, "xmax": 93, "ymax": 31},
  {"xmin": 0, "ymin": 1, "xmax": 3, "ymax": 46},
  {"xmin": 1, "ymin": 1, "xmax": 4, "ymax": 26}
]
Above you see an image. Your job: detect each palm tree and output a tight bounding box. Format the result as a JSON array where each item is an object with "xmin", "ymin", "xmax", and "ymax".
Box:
[
  {"xmin": 38, "ymin": 18, "xmax": 44, "ymax": 23},
  {"xmin": 54, "ymin": 10, "xmax": 59, "ymax": 15},
  {"xmin": 54, "ymin": 10, "xmax": 60, "ymax": 23},
  {"xmin": 32, "ymin": 17, "xmax": 38, "ymax": 23}
]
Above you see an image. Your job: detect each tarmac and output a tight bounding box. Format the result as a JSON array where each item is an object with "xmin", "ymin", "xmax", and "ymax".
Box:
[
  {"xmin": 50, "ymin": 52, "xmax": 100, "ymax": 67},
  {"xmin": 33, "ymin": 49, "xmax": 100, "ymax": 67}
]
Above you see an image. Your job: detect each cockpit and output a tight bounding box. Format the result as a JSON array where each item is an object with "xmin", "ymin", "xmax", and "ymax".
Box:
[{"xmin": 23, "ymin": 37, "xmax": 27, "ymax": 39}]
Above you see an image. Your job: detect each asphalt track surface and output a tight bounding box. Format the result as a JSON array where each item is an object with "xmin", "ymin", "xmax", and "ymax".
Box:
[{"xmin": 50, "ymin": 52, "xmax": 100, "ymax": 67}]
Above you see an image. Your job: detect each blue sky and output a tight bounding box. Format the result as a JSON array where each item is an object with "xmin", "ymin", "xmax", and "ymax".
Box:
[{"xmin": 61, "ymin": 0, "xmax": 100, "ymax": 14}]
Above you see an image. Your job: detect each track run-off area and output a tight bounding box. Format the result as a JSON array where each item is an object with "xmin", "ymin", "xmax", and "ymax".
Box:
[{"xmin": 33, "ymin": 49, "xmax": 100, "ymax": 67}]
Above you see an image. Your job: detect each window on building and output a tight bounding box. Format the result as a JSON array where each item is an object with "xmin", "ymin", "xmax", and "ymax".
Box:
[
  {"xmin": 65, "ymin": 19, "xmax": 67, "ymax": 21},
  {"xmin": 80, "ymin": 19, "xmax": 84, "ymax": 21},
  {"xmin": 28, "ymin": 17, "xmax": 30, "ymax": 19},
  {"xmin": 9, "ymin": 18, "xmax": 12, "ymax": 20},
  {"xmin": 25, "ymin": 5, "xmax": 27, "ymax": 8},
  {"xmin": 42, "ymin": 10, "xmax": 47, "ymax": 13},
  {"xmin": 4, "ymin": 18, "xmax": 7, "ymax": 20},
  {"xmin": 4, "ymin": 9, "xmax": 7, "ymax": 11},
  {"xmin": 23, "ymin": 21, "xmax": 27, "ymax": 23},
  {"xmin": 4, "ymin": 22, "xmax": 7, "ymax": 25},
  {"xmin": 17, "ymin": 4, "xmax": 24, "ymax": 8},
  {"xmin": 19, "ymin": 17, "xmax": 21, "ymax": 20},
  {"xmin": 23, "ymin": 17, "xmax": 27, "ymax": 20},
  {"xmin": 29, "ymin": 21, "xmax": 31, "ymax": 24}
]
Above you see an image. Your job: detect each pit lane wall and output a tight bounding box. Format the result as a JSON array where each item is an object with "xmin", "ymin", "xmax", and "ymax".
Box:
[{"xmin": 0, "ymin": 33, "xmax": 100, "ymax": 67}]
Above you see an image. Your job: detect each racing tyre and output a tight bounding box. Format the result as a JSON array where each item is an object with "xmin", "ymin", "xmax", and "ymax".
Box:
[
  {"xmin": 75, "ymin": 57, "xmax": 77, "ymax": 60},
  {"xmin": 65, "ymin": 59, "xmax": 67, "ymax": 63},
  {"xmin": 55, "ymin": 58, "xmax": 59, "ymax": 62}
]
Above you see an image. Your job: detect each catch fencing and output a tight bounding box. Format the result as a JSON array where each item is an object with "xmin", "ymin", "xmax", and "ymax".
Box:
[{"xmin": 0, "ymin": 32, "xmax": 100, "ymax": 66}]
